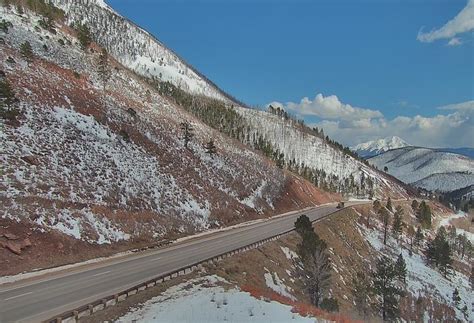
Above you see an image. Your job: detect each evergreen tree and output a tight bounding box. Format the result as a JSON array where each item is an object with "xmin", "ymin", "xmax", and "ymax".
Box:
[
  {"xmin": 470, "ymin": 265, "xmax": 473, "ymax": 290},
  {"xmin": 414, "ymin": 227, "xmax": 424, "ymax": 247},
  {"xmin": 204, "ymin": 138, "xmax": 217, "ymax": 157},
  {"xmin": 372, "ymin": 256, "xmax": 405, "ymax": 321},
  {"xmin": 411, "ymin": 199, "xmax": 419, "ymax": 211},
  {"xmin": 180, "ymin": 120, "xmax": 194, "ymax": 149},
  {"xmin": 97, "ymin": 48, "xmax": 111, "ymax": 92},
  {"xmin": 426, "ymin": 227, "xmax": 452, "ymax": 276},
  {"xmin": 0, "ymin": 78, "xmax": 16, "ymax": 108},
  {"xmin": 392, "ymin": 206, "xmax": 403, "ymax": 240},
  {"xmin": 417, "ymin": 201, "xmax": 432, "ymax": 228},
  {"xmin": 0, "ymin": 78, "xmax": 19, "ymax": 121},
  {"xmin": 20, "ymin": 41, "xmax": 33, "ymax": 64},
  {"xmin": 76, "ymin": 23, "xmax": 91, "ymax": 50},
  {"xmin": 373, "ymin": 200, "xmax": 381, "ymax": 212},
  {"xmin": 394, "ymin": 254, "xmax": 407, "ymax": 284},
  {"xmin": 407, "ymin": 225, "xmax": 416, "ymax": 253},
  {"xmin": 16, "ymin": 4, "xmax": 24, "ymax": 15},
  {"xmin": 294, "ymin": 214, "xmax": 331, "ymax": 307},
  {"xmin": 386, "ymin": 197, "xmax": 393, "ymax": 212},
  {"xmin": 379, "ymin": 207, "xmax": 391, "ymax": 245},
  {"xmin": 452, "ymin": 288, "xmax": 461, "ymax": 307},
  {"xmin": 351, "ymin": 271, "xmax": 373, "ymax": 318}
]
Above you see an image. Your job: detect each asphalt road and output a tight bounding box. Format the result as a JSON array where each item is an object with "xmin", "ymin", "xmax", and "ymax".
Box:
[{"xmin": 0, "ymin": 201, "xmax": 366, "ymax": 322}]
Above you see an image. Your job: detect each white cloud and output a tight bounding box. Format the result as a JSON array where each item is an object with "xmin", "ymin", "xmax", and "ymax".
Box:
[
  {"xmin": 447, "ymin": 37, "xmax": 463, "ymax": 46},
  {"xmin": 417, "ymin": 0, "xmax": 474, "ymax": 45},
  {"xmin": 269, "ymin": 93, "xmax": 382, "ymax": 121},
  {"xmin": 270, "ymin": 94, "xmax": 473, "ymax": 148},
  {"xmin": 437, "ymin": 100, "xmax": 474, "ymax": 111},
  {"xmin": 313, "ymin": 107, "xmax": 473, "ymax": 148}
]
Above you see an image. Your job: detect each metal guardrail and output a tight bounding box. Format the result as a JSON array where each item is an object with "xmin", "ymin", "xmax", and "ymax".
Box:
[{"xmin": 46, "ymin": 205, "xmax": 349, "ymax": 323}]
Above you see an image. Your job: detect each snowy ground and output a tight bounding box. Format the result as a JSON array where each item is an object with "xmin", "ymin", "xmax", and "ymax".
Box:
[
  {"xmin": 117, "ymin": 275, "xmax": 319, "ymax": 323},
  {"xmin": 363, "ymin": 226, "xmax": 472, "ymax": 321},
  {"xmin": 437, "ymin": 211, "xmax": 473, "ymax": 243}
]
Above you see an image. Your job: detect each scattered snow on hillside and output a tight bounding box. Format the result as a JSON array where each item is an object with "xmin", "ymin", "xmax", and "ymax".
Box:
[
  {"xmin": 264, "ymin": 268, "xmax": 296, "ymax": 301},
  {"xmin": 363, "ymin": 227, "xmax": 472, "ymax": 321},
  {"xmin": 369, "ymin": 147, "xmax": 474, "ymax": 192},
  {"xmin": 117, "ymin": 275, "xmax": 317, "ymax": 323},
  {"xmin": 236, "ymin": 108, "xmax": 408, "ymax": 199},
  {"xmin": 280, "ymin": 246, "xmax": 298, "ymax": 260},
  {"xmin": 49, "ymin": 0, "xmax": 229, "ymax": 102},
  {"xmin": 352, "ymin": 136, "xmax": 409, "ymax": 158}
]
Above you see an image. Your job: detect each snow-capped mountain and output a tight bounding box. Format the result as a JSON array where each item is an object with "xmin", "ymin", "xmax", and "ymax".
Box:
[
  {"xmin": 369, "ymin": 147, "xmax": 474, "ymax": 192},
  {"xmin": 351, "ymin": 136, "xmax": 409, "ymax": 158}
]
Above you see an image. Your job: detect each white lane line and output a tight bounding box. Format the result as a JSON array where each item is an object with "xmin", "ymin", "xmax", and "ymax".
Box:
[
  {"xmin": 4, "ymin": 291, "xmax": 33, "ymax": 301},
  {"xmin": 92, "ymin": 270, "xmax": 111, "ymax": 277}
]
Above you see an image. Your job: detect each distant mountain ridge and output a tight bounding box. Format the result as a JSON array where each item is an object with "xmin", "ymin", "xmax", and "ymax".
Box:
[
  {"xmin": 351, "ymin": 136, "xmax": 409, "ymax": 158},
  {"xmin": 352, "ymin": 136, "xmax": 474, "ymax": 159},
  {"xmin": 369, "ymin": 146, "xmax": 474, "ymax": 192}
]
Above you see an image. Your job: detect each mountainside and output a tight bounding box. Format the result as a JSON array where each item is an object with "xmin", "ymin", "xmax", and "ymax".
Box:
[
  {"xmin": 351, "ymin": 136, "xmax": 409, "ymax": 158},
  {"xmin": 0, "ymin": 4, "xmax": 338, "ymax": 273},
  {"xmin": 436, "ymin": 147, "xmax": 474, "ymax": 159},
  {"xmin": 44, "ymin": 0, "xmax": 410, "ymax": 200},
  {"xmin": 236, "ymin": 108, "xmax": 409, "ymax": 198},
  {"xmin": 369, "ymin": 147, "xmax": 474, "ymax": 192},
  {"xmin": 49, "ymin": 0, "xmax": 231, "ymax": 102},
  {"xmin": 0, "ymin": 1, "xmax": 409, "ymax": 274}
]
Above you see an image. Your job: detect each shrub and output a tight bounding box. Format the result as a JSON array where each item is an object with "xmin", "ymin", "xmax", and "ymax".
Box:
[{"xmin": 320, "ymin": 297, "xmax": 339, "ymax": 313}]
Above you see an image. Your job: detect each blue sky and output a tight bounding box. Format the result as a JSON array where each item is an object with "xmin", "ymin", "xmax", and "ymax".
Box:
[{"xmin": 108, "ymin": 0, "xmax": 473, "ymax": 147}]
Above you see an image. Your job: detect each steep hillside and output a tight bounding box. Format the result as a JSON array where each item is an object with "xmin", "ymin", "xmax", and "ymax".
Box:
[
  {"xmin": 0, "ymin": 5, "xmax": 336, "ymax": 273},
  {"xmin": 41, "ymin": 0, "xmax": 409, "ymax": 200},
  {"xmin": 369, "ymin": 147, "xmax": 474, "ymax": 192},
  {"xmin": 352, "ymin": 136, "xmax": 409, "ymax": 158},
  {"xmin": 237, "ymin": 108, "xmax": 409, "ymax": 199},
  {"xmin": 49, "ymin": 0, "xmax": 230, "ymax": 101}
]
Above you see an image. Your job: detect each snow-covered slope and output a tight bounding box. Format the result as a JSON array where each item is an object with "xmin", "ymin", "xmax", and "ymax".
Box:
[
  {"xmin": 351, "ymin": 136, "xmax": 409, "ymax": 158},
  {"xmin": 0, "ymin": 6, "xmax": 308, "ymax": 248},
  {"xmin": 369, "ymin": 147, "xmax": 474, "ymax": 192},
  {"xmin": 49, "ymin": 0, "xmax": 230, "ymax": 102},
  {"xmin": 237, "ymin": 108, "xmax": 409, "ymax": 198}
]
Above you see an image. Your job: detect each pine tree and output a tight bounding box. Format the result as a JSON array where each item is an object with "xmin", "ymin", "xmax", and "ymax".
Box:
[
  {"xmin": 180, "ymin": 120, "xmax": 194, "ymax": 149},
  {"xmin": 392, "ymin": 206, "xmax": 403, "ymax": 240},
  {"xmin": 470, "ymin": 265, "xmax": 473, "ymax": 289},
  {"xmin": 294, "ymin": 214, "xmax": 331, "ymax": 307},
  {"xmin": 0, "ymin": 78, "xmax": 16, "ymax": 108},
  {"xmin": 76, "ymin": 23, "xmax": 91, "ymax": 50},
  {"xmin": 373, "ymin": 200, "xmax": 381, "ymax": 212},
  {"xmin": 452, "ymin": 288, "xmax": 461, "ymax": 307},
  {"xmin": 16, "ymin": 4, "xmax": 24, "ymax": 15},
  {"xmin": 394, "ymin": 254, "xmax": 407, "ymax": 284},
  {"xmin": 20, "ymin": 41, "xmax": 33, "ymax": 64},
  {"xmin": 386, "ymin": 197, "xmax": 393, "ymax": 212},
  {"xmin": 407, "ymin": 225, "xmax": 416, "ymax": 253},
  {"xmin": 379, "ymin": 207, "xmax": 391, "ymax": 245},
  {"xmin": 351, "ymin": 271, "xmax": 373, "ymax": 318},
  {"xmin": 411, "ymin": 200, "xmax": 419, "ymax": 212},
  {"xmin": 426, "ymin": 227, "xmax": 452, "ymax": 276},
  {"xmin": 372, "ymin": 256, "xmax": 405, "ymax": 321},
  {"xmin": 417, "ymin": 201, "xmax": 432, "ymax": 228},
  {"xmin": 97, "ymin": 48, "xmax": 111, "ymax": 92},
  {"xmin": 414, "ymin": 227, "xmax": 424, "ymax": 247},
  {"xmin": 205, "ymin": 138, "xmax": 217, "ymax": 157}
]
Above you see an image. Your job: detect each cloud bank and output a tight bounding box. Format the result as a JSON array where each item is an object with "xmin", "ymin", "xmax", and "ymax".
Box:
[
  {"xmin": 417, "ymin": 0, "xmax": 474, "ymax": 45},
  {"xmin": 268, "ymin": 96, "xmax": 474, "ymax": 148}
]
